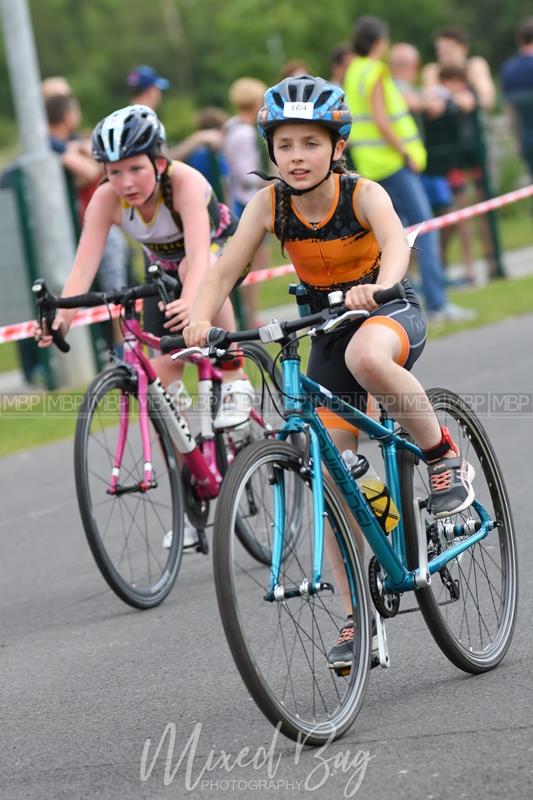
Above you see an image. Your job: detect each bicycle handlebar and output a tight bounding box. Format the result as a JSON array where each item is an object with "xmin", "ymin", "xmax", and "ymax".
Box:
[
  {"xmin": 32, "ymin": 263, "xmax": 181, "ymax": 352},
  {"xmin": 159, "ymin": 282, "xmax": 406, "ymax": 354}
]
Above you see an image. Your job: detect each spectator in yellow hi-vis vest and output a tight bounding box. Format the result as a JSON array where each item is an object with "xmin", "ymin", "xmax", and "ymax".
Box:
[{"xmin": 344, "ymin": 16, "xmax": 475, "ymax": 323}]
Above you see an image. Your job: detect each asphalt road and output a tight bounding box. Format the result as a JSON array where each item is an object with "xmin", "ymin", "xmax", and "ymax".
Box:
[{"xmin": 1, "ymin": 316, "xmax": 533, "ymax": 800}]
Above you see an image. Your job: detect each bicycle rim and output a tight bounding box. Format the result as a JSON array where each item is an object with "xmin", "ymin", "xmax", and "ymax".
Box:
[
  {"xmin": 74, "ymin": 368, "xmax": 183, "ymax": 609},
  {"xmin": 214, "ymin": 440, "xmax": 370, "ymax": 744},
  {"xmin": 401, "ymin": 387, "xmax": 518, "ymax": 672}
]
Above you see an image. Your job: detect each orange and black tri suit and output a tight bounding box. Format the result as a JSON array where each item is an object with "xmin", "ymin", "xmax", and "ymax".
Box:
[{"xmin": 270, "ymin": 172, "xmax": 427, "ymax": 427}]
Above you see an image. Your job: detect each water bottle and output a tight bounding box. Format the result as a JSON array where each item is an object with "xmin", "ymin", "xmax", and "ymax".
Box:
[
  {"xmin": 167, "ymin": 379, "xmax": 192, "ymax": 412},
  {"xmin": 341, "ymin": 449, "xmax": 400, "ymax": 534}
]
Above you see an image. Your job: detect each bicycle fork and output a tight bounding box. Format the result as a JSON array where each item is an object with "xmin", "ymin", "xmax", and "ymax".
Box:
[
  {"xmin": 107, "ymin": 377, "xmax": 221, "ymax": 499},
  {"xmin": 264, "ymin": 427, "xmax": 333, "ymax": 603}
]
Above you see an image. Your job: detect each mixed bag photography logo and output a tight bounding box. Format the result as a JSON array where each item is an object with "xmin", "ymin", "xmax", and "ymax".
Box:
[{"xmin": 140, "ymin": 721, "xmax": 375, "ymax": 795}]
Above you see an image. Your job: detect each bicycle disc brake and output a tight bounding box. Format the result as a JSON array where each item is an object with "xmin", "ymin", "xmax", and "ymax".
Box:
[{"xmin": 368, "ymin": 556, "xmax": 400, "ymax": 618}]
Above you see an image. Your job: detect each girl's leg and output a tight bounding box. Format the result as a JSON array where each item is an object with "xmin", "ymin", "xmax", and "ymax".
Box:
[
  {"xmin": 179, "ymin": 253, "xmax": 253, "ymax": 428},
  {"xmin": 150, "ymin": 354, "xmax": 183, "ymax": 389},
  {"xmin": 325, "ymin": 427, "xmax": 365, "ymax": 617},
  {"xmin": 345, "ymin": 324, "xmax": 442, "ymax": 449},
  {"xmin": 345, "ymin": 323, "xmax": 474, "ymax": 517},
  {"xmin": 325, "ymin": 426, "xmax": 376, "ymax": 667}
]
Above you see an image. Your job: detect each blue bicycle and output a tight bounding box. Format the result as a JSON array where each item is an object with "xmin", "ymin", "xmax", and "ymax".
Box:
[{"xmin": 161, "ymin": 284, "xmax": 518, "ymax": 745}]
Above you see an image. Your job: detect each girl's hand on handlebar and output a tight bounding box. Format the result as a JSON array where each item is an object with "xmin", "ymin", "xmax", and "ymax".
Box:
[
  {"xmin": 183, "ymin": 321, "xmax": 212, "ymax": 347},
  {"xmin": 161, "ymin": 297, "xmax": 191, "ymax": 332},
  {"xmin": 34, "ymin": 312, "xmax": 70, "ymax": 348},
  {"xmin": 345, "ymin": 283, "xmax": 386, "ymax": 312}
]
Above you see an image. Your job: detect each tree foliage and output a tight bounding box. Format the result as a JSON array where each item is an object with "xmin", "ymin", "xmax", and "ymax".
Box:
[{"xmin": 0, "ymin": 0, "xmax": 531, "ymax": 147}]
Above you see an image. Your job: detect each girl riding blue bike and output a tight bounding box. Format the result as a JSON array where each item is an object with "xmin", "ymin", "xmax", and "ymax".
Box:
[{"xmin": 183, "ymin": 75, "xmax": 476, "ymax": 666}]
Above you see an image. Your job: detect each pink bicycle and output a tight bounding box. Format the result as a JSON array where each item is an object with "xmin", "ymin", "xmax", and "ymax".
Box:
[{"xmin": 33, "ymin": 266, "xmax": 281, "ymax": 609}]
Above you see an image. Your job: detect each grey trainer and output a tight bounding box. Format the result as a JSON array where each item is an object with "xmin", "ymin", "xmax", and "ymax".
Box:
[{"xmin": 427, "ymin": 456, "xmax": 475, "ymax": 518}]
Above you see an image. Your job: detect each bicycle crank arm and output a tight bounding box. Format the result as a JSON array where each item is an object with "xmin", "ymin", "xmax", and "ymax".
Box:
[
  {"xmin": 373, "ymin": 613, "xmax": 390, "ymax": 669},
  {"xmin": 107, "ymin": 480, "xmax": 158, "ymax": 496},
  {"xmin": 264, "ymin": 580, "xmax": 334, "ymax": 603}
]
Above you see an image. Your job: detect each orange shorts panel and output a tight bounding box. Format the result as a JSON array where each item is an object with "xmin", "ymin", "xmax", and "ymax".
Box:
[{"xmin": 360, "ymin": 316, "xmax": 410, "ymax": 366}]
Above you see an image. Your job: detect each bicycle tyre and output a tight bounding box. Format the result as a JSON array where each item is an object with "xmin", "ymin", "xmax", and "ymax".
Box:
[
  {"xmin": 400, "ymin": 387, "xmax": 518, "ymax": 673},
  {"xmin": 74, "ymin": 367, "xmax": 184, "ymax": 609},
  {"xmin": 214, "ymin": 439, "xmax": 371, "ymax": 744}
]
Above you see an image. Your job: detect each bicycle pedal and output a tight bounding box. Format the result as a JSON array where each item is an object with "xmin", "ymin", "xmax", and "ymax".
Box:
[{"xmin": 196, "ymin": 528, "xmax": 209, "ymax": 555}]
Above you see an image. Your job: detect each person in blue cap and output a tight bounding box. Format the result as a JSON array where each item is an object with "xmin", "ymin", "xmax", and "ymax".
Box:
[{"xmin": 126, "ymin": 65, "xmax": 169, "ymax": 111}]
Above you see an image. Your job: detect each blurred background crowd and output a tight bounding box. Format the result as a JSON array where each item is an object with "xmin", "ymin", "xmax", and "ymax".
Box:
[{"xmin": 2, "ymin": 2, "xmax": 533, "ymax": 382}]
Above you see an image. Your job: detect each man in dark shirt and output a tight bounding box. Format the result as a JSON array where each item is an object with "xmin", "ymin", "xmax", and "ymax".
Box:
[
  {"xmin": 45, "ymin": 93, "xmax": 101, "ymax": 233},
  {"xmin": 501, "ymin": 17, "xmax": 533, "ymax": 178}
]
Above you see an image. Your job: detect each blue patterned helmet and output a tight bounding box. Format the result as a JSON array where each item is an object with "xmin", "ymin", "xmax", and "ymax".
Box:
[
  {"xmin": 92, "ymin": 104, "xmax": 166, "ymax": 163},
  {"xmin": 257, "ymin": 75, "xmax": 352, "ymax": 142}
]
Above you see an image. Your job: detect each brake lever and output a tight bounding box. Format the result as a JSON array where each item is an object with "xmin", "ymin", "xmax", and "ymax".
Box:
[
  {"xmin": 154, "ymin": 278, "xmax": 170, "ymax": 306},
  {"xmin": 314, "ymin": 309, "xmax": 369, "ymax": 335},
  {"xmin": 146, "ymin": 263, "xmax": 177, "ymax": 307},
  {"xmin": 170, "ymin": 346, "xmax": 210, "ymax": 360}
]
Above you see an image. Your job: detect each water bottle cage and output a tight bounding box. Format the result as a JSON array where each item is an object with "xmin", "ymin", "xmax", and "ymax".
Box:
[
  {"xmin": 349, "ymin": 455, "xmax": 370, "ymax": 480},
  {"xmin": 363, "ymin": 485, "xmax": 393, "ymax": 531}
]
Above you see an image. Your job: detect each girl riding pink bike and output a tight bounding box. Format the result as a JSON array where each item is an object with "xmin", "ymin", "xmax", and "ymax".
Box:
[{"xmin": 35, "ymin": 103, "xmax": 254, "ymax": 431}]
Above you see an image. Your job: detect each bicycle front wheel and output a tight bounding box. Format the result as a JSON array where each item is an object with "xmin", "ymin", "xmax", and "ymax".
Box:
[
  {"xmin": 74, "ymin": 367, "xmax": 184, "ymax": 609},
  {"xmin": 214, "ymin": 440, "xmax": 371, "ymax": 745},
  {"xmin": 400, "ymin": 387, "xmax": 518, "ymax": 673}
]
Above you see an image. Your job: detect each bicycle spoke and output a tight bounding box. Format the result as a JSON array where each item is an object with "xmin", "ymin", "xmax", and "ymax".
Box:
[
  {"xmin": 402, "ymin": 388, "xmax": 517, "ymax": 672},
  {"xmin": 76, "ymin": 371, "xmax": 182, "ymax": 607},
  {"xmin": 215, "ymin": 441, "xmax": 369, "ymax": 742}
]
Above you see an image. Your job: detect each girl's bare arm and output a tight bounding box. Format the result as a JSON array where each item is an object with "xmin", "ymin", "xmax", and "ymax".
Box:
[{"xmin": 184, "ymin": 187, "xmax": 272, "ymax": 345}]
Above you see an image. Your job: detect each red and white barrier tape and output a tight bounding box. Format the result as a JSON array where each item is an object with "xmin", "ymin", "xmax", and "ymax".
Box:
[
  {"xmin": 2, "ymin": 182, "xmax": 532, "ymax": 344},
  {"xmin": 0, "ymin": 303, "xmax": 122, "ymax": 345}
]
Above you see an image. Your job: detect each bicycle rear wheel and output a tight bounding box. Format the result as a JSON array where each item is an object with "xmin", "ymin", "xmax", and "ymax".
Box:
[
  {"xmin": 214, "ymin": 440, "xmax": 370, "ymax": 744},
  {"xmin": 74, "ymin": 367, "xmax": 184, "ymax": 609},
  {"xmin": 400, "ymin": 387, "xmax": 518, "ymax": 673}
]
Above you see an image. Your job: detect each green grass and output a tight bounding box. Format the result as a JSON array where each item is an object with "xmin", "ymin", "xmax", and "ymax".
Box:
[
  {"xmin": 429, "ymin": 274, "xmax": 533, "ymax": 338},
  {"xmin": 0, "ymin": 342, "xmax": 18, "ymax": 372},
  {"xmin": 0, "ymin": 389, "xmax": 78, "ymax": 457}
]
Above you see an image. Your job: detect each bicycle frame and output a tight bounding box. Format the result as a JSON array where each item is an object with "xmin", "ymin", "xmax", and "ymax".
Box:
[
  {"xmin": 267, "ymin": 339, "xmax": 496, "ymax": 599},
  {"xmin": 109, "ymin": 315, "xmax": 223, "ymax": 501}
]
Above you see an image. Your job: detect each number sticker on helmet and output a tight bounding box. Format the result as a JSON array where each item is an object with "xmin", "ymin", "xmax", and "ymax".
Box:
[{"xmin": 283, "ymin": 102, "xmax": 314, "ymax": 119}]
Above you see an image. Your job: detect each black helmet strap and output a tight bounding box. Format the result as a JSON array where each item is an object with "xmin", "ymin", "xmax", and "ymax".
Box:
[
  {"xmin": 251, "ymin": 134, "xmax": 337, "ymax": 196},
  {"xmin": 249, "ymin": 169, "xmax": 332, "ymax": 196}
]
